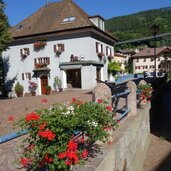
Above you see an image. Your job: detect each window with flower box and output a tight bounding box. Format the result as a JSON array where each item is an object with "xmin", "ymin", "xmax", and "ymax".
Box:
[
  {"xmin": 54, "ymin": 44, "xmax": 65, "ymax": 56},
  {"xmin": 34, "ymin": 57, "xmax": 50, "ymax": 68},
  {"xmin": 96, "ymin": 42, "xmax": 104, "ymax": 58},
  {"xmin": 20, "ymin": 48, "xmax": 30, "ymax": 59},
  {"xmin": 106, "ymin": 46, "xmax": 113, "ymax": 60}
]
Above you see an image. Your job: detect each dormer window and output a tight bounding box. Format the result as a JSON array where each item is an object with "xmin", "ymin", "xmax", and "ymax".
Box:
[
  {"xmin": 63, "ymin": 16, "xmax": 76, "ymax": 23},
  {"xmin": 16, "ymin": 24, "xmax": 23, "ymax": 31},
  {"xmin": 89, "ymin": 15, "xmax": 105, "ymax": 31}
]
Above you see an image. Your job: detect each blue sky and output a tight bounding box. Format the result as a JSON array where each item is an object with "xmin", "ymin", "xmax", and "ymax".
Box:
[{"xmin": 4, "ymin": 0, "xmax": 171, "ymax": 26}]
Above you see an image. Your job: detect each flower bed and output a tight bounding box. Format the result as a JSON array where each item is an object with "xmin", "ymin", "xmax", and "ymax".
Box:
[{"xmin": 16, "ymin": 98, "xmax": 117, "ymax": 170}]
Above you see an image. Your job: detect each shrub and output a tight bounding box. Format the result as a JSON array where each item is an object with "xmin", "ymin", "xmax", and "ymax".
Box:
[
  {"xmin": 14, "ymin": 82, "xmax": 24, "ymax": 94},
  {"xmin": 16, "ymin": 99, "xmax": 117, "ymax": 170}
]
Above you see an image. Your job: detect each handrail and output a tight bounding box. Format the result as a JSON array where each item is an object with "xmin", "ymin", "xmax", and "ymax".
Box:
[{"xmin": 0, "ymin": 130, "xmax": 27, "ymax": 144}]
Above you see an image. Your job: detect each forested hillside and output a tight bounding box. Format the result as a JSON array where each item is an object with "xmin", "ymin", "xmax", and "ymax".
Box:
[{"xmin": 105, "ymin": 7, "xmax": 171, "ymax": 41}]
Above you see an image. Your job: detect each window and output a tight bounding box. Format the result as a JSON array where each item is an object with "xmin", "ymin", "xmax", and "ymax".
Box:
[
  {"xmin": 144, "ymin": 58, "xmax": 146, "ymax": 62},
  {"xmin": 34, "ymin": 57, "xmax": 50, "ymax": 68},
  {"xmin": 150, "ymin": 58, "xmax": 154, "ymax": 61},
  {"xmin": 136, "ymin": 58, "xmax": 139, "ymax": 62},
  {"xmin": 106, "ymin": 46, "xmax": 112, "ymax": 56},
  {"xmin": 20, "ymin": 48, "xmax": 30, "ymax": 57},
  {"xmin": 150, "ymin": 65, "xmax": 155, "ymax": 69},
  {"xmin": 54, "ymin": 44, "xmax": 65, "ymax": 52},
  {"xmin": 22, "ymin": 72, "xmax": 31, "ymax": 80},
  {"xmin": 63, "ymin": 16, "xmax": 76, "ymax": 23},
  {"xmin": 158, "ymin": 57, "xmax": 160, "ymax": 61},
  {"xmin": 96, "ymin": 42, "xmax": 103, "ymax": 53},
  {"xmin": 16, "ymin": 24, "xmax": 23, "ymax": 31}
]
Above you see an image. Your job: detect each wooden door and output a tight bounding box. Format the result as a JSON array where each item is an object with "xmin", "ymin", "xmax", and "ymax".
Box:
[
  {"xmin": 41, "ymin": 75, "xmax": 48, "ymax": 95},
  {"xmin": 66, "ymin": 69, "xmax": 81, "ymax": 88}
]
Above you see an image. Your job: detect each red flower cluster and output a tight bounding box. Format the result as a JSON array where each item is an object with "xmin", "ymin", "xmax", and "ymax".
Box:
[
  {"xmin": 39, "ymin": 121, "xmax": 47, "ymax": 130},
  {"xmin": 20, "ymin": 157, "xmax": 31, "ymax": 166},
  {"xmin": 41, "ymin": 98, "xmax": 48, "ymax": 103},
  {"xmin": 106, "ymin": 105, "xmax": 113, "ymax": 112},
  {"xmin": 8, "ymin": 115, "xmax": 14, "ymax": 122},
  {"xmin": 71, "ymin": 98, "xmax": 83, "ymax": 107},
  {"xmin": 44, "ymin": 154, "xmax": 53, "ymax": 163},
  {"xmin": 25, "ymin": 112, "xmax": 39, "ymax": 122},
  {"xmin": 81, "ymin": 149, "xmax": 88, "ymax": 159},
  {"xmin": 58, "ymin": 140, "xmax": 88, "ymax": 166},
  {"xmin": 97, "ymin": 99, "xmax": 103, "ymax": 103},
  {"xmin": 38, "ymin": 130, "xmax": 55, "ymax": 141}
]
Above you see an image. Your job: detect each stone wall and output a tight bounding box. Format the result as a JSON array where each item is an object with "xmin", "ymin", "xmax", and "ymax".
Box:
[
  {"xmin": 77, "ymin": 80, "xmax": 151, "ymax": 171},
  {"xmin": 76, "ymin": 103, "xmax": 150, "ymax": 171}
]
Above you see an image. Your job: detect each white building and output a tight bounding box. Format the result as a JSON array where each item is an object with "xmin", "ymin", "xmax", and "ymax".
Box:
[
  {"xmin": 132, "ymin": 47, "xmax": 171, "ymax": 75},
  {"xmin": 2, "ymin": 0, "xmax": 117, "ymax": 96}
]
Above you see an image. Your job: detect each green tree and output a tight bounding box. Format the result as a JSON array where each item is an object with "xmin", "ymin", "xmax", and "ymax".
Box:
[
  {"xmin": 108, "ymin": 61, "xmax": 121, "ymax": 76},
  {"xmin": 0, "ymin": 0, "xmax": 11, "ymax": 95}
]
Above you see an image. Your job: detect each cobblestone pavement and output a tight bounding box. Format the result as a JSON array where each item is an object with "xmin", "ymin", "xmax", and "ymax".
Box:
[{"xmin": 0, "ymin": 89, "xmax": 92, "ymax": 171}]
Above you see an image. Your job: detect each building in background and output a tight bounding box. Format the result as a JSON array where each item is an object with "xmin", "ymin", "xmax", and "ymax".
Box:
[{"xmin": 132, "ymin": 47, "xmax": 171, "ymax": 76}]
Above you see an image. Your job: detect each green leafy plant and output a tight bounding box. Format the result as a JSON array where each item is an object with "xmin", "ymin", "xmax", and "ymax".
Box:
[
  {"xmin": 54, "ymin": 76, "xmax": 62, "ymax": 90},
  {"xmin": 14, "ymin": 82, "xmax": 24, "ymax": 97},
  {"xmin": 16, "ymin": 98, "xmax": 117, "ymax": 170},
  {"xmin": 108, "ymin": 61, "xmax": 121, "ymax": 76}
]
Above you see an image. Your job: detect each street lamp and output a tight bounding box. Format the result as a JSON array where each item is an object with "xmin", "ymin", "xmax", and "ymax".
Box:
[{"xmin": 150, "ymin": 24, "xmax": 159, "ymax": 77}]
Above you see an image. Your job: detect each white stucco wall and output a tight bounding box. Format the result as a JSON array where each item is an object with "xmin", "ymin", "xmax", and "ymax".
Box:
[
  {"xmin": 2, "ymin": 35, "xmax": 114, "ymax": 95},
  {"xmin": 133, "ymin": 56, "xmax": 165, "ymax": 74}
]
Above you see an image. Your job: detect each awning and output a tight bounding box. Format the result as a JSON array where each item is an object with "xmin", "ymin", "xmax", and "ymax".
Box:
[
  {"xmin": 32, "ymin": 66, "xmax": 51, "ymax": 78},
  {"xmin": 60, "ymin": 65, "xmax": 82, "ymax": 70}
]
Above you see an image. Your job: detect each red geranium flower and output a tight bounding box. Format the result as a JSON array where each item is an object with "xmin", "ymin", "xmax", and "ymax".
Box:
[
  {"xmin": 8, "ymin": 115, "xmax": 14, "ymax": 122},
  {"xmin": 41, "ymin": 98, "xmax": 48, "ymax": 103},
  {"xmin": 65, "ymin": 159, "xmax": 72, "ymax": 166},
  {"xmin": 58, "ymin": 152, "xmax": 66, "ymax": 159},
  {"xmin": 68, "ymin": 140, "xmax": 78, "ymax": 151},
  {"xmin": 39, "ymin": 121, "xmax": 47, "ymax": 130},
  {"xmin": 20, "ymin": 157, "xmax": 31, "ymax": 166},
  {"xmin": 25, "ymin": 112, "xmax": 39, "ymax": 122},
  {"xmin": 81, "ymin": 149, "xmax": 88, "ymax": 159},
  {"xmin": 97, "ymin": 99, "xmax": 103, "ymax": 103},
  {"xmin": 38, "ymin": 130, "xmax": 55, "ymax": 141},
  {"xmin": 71, "ymin": 98, "xmax": 77, "ymax": 103},
  {"xmin": 106, "ymin": 105, "xmax": 113, "ymax": 112}
]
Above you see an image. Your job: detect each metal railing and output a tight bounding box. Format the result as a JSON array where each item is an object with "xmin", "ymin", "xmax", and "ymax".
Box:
[{"xmin": 96, "ymin": 80, "xmax": 130, "ymax": 122}]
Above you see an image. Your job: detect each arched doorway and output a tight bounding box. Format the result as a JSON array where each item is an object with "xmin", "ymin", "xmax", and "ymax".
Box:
[{"xmin": 41, "ymin": 75, "xmax": 48, "ymax": 95}]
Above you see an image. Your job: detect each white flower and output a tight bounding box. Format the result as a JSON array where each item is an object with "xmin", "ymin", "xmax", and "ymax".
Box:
[
  {"xmin": 67, "ymin": 105, "xmax": 74, "ymax": 111},
  {"xmin": 87, "ymin": 120, "xmax": 98, "ymax": 127}
]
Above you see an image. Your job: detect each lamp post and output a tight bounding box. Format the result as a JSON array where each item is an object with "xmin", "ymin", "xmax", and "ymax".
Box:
[{"xmin": 150, "ymin": 24, "xmax": 159, "ymax": 77}]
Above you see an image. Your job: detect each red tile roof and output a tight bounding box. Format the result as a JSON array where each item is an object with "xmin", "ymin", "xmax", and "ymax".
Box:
[
  {"xmin": 10, "ymin": 0, "xmax": 117, "ymax": 41},
  {"xmin": 132, "ymin": 47, "xmax": 171, "ymax": 58}
]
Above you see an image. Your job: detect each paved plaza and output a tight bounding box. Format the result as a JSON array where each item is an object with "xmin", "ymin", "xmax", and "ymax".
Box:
[{"xmin": 0, "ymin": 89, "xmax": 92, "ymax": 171}]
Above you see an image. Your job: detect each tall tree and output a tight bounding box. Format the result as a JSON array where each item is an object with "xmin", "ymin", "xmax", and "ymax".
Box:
[{"xmin": 0, "ymin": 0, "xmax": 11, "ymax": 95}]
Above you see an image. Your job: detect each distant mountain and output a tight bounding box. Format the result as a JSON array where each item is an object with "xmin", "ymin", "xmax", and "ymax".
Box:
[{"xmin": 105, "ymin": 7, "xmax": 171, "ymax": 41}]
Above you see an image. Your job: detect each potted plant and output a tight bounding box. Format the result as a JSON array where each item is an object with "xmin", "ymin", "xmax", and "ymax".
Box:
[
  {"xmin": 14, "ymin": 82, "xmax": 24, "ymax": 97},
  {"xmin": 54, "ymin": 76, "xmax": 63, "ymax": 92},
  {"xmin": 46, "ymin": 85, "xmax": 51, "ymax": 95},
  {"xmin": 28, "ymin": 81, "xmax": 37, "ymax": 96}
]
